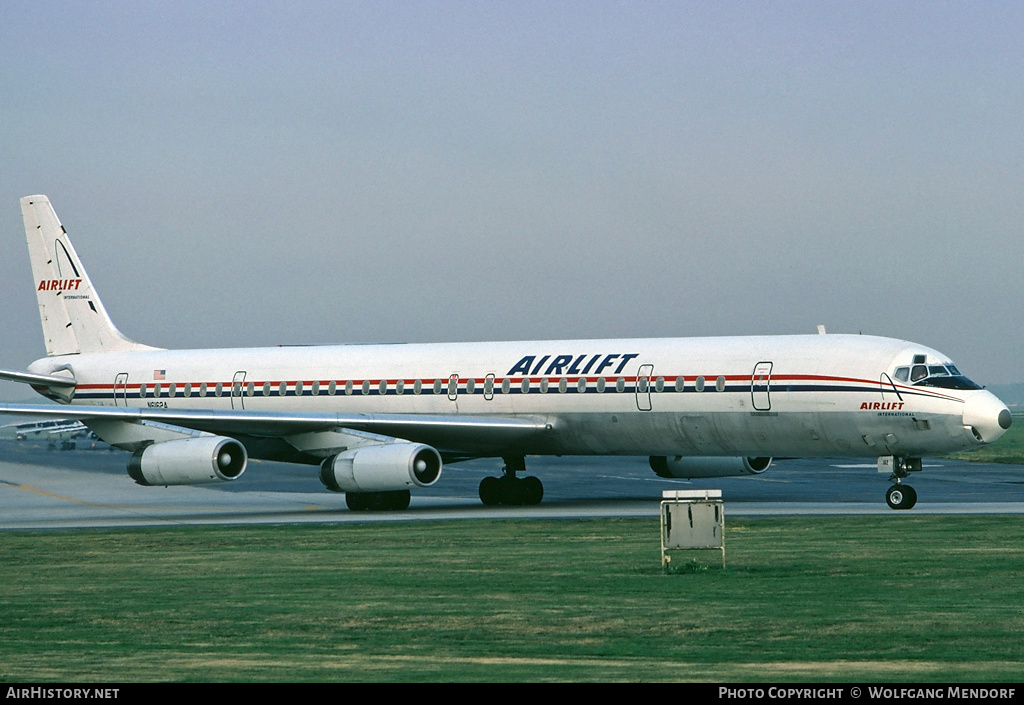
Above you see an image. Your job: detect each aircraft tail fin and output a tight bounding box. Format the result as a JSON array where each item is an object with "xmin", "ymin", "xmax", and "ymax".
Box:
[{"xmin": 21, "ymin": 195, "xmax": 157, "ymax": 356}]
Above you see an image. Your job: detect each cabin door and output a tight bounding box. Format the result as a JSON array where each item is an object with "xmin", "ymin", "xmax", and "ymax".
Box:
[
  {"xmin": 751, "ymin": 361, "xmax": 772, "ymax": 411},
  {"xmin": 114, "ymin": 373, "xmax": 129, "ymax": 407},
  {"xmin": 635, "ymin": 364, "xmax": 653, "ymax": 411},
  {"xmin": 231, "ymin": 371, "xmax": 247, "ymax": 410}
]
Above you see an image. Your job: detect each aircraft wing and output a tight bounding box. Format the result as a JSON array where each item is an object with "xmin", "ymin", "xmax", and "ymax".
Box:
[{"xmin": 0, "ymin": 403, "xmax": 551, "ymax": 458}]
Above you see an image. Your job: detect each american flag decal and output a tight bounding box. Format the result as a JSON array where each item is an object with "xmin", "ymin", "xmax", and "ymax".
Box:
[{"xmin": 153, "ymin": 370, "xmax": 165, "ymax": 380}]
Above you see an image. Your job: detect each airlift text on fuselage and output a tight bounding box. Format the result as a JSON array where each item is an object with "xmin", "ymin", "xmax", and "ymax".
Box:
[{"xmin": 506, "ymin": 353, "xmax": 640, "ymax": 377}]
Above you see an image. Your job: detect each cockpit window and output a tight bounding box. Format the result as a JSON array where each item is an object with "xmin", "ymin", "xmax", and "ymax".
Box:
[
  {"xmin": 916, "ymin": 375, "xmax": 983, "ymax": 390},
  {"xmin": 896, "ymin": 359, "xmax": 983, "ymax": 390}
]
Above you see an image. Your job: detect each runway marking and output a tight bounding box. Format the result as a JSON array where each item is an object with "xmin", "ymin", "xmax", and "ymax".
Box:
[
  {"xmin": 1, "ymin": 480, "xmax": 115, "ymax": 507},
  {"xmin": 831, "ymin": 463, "xmax": 944, "ymax": 469}
]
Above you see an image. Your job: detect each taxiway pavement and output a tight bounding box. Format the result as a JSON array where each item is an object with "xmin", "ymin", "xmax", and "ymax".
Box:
[{"xmin": 2, "ymin": 440, "xmax": 1023, "ymax": 529}]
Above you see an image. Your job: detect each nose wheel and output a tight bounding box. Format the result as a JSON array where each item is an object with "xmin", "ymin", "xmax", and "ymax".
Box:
[{"xmin": 885, "ymin": 483, "xmax": 917, "ymax": 510}]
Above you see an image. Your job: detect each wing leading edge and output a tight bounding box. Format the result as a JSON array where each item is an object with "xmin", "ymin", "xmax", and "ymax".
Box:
[{"xmin": 0, "ymin": 403, "xmax": 551, "ymax": 459}]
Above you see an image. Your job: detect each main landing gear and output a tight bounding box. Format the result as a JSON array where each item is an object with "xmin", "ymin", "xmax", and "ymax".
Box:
[
  {"xmin": 479, "ymin": 456, "xmax": 544, "ymax": 506},
  {"xmin": 346, "ymin": 490, "xmax": 411, "ymax": 511},
  {"xmin": 885, "ymin": 457, "xmax": 922, "ymax": 510}
]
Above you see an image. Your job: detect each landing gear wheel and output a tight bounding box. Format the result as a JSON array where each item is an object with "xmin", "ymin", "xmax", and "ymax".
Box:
[
  {"xmin": 886, "ymin": 484, "xmax": 917, "ymax": 510},
  {"xmin": 479, "ymin": 476, "xmax": 502, "ymax": 506},
  {"xmin": 522, "ymin": 476, "xmax": 544, "ymax": 505},
  {"xmin": 346, "ymin": 492, "xmax": 370, "ymax": 511},
  {"xmin": 346, "ymin": 490, "xmax": 411, "ymax": 511},
  {"xmin": 380, "ymin": 490, "xmax": 411, "ymax": 510},
  {"xmin": 901, "ymin": 484, "xmax": 917, "ymax": 509}
]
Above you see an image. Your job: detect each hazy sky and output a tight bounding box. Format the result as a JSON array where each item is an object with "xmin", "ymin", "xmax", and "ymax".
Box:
[{"xmin": 1, "ymin": 1, "xmax": 1022, "ymax": 398}]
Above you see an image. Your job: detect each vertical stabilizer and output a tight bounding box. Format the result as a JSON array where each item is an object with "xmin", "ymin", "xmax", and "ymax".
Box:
[{"xmin": 21, "ymin": 195, "xmax": 156, "ymax": 356}]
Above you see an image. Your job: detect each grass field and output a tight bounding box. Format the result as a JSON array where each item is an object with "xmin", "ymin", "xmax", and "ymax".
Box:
[{"xmin": 2, "ymin": 516, "xmax": 1023, "ymax": 682}]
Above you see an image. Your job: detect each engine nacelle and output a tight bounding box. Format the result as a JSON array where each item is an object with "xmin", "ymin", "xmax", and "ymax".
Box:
[
  {"xmin": 320, "ymin": 442, "xmax": 442, "ymax": 493},
  {"xmin": 650, "ymin": 455, "xmax": 772, "ymax": 479},
  {"xmin": 127, "ymin": 436, "xmax": 248, "ymax": 486}
]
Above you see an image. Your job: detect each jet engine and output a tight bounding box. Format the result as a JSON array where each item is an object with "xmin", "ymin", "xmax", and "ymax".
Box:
[
  {"xmin": 127, "ymin": 436, "xmax": 248, "ymax": 486},
  {"xmin": 319, "ymin": 442, "xmax": 442, "ymax": 493},
  {"xmin": 650, "ymin": 455, "xmax": 772, "ymax": 479}
]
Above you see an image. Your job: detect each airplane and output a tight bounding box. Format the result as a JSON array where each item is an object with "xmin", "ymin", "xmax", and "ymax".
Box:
[
  {"xmin": 0, "ymin": 195, "xmax": 1012, "ymax": 511},
  {"xmin": 3, "ymin": 418, "xmax": 88, "ymax": 436}
]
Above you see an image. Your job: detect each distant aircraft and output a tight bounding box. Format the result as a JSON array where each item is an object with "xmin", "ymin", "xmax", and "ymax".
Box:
[
  {"xmin": 2, "ymin": 418, "xmax": 88, "ymax": 439},
  {"xmin": 0, "ymin": 196, "xmax": 1011, "ymax": 510}
]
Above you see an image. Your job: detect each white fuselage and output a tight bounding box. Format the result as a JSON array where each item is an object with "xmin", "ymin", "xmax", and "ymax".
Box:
[{"xmin": 29, "ymin": 333, "xmax": 1002, "ymax": 461}]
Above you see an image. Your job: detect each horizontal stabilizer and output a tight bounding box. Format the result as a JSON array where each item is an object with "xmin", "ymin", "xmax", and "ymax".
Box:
[{"xmin": 0, "ymin": 368, "xmax": 77, "ymax": 388}]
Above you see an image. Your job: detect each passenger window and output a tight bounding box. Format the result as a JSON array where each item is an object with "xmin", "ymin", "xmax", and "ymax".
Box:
[
  {"xmin": 616, "ymin": 377, "xmax": 625, "ymax": 393},
  {"xmin": 716, "ymin": 376, "xmax": 725, "ymax": 392},
  {"xmin": 695, "ymin": 376, "xmax": 705, "ymax": 392},
  {"xmin": 674, "ymin": 377, "xmax": 685, "ymax": 392},
  {"xmin": 597, "ymin": 378, "xmax": 606, "ymax": 393}
]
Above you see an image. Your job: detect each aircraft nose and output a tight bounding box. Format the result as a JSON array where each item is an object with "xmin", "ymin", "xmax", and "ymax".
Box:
[{"xmin": 962, "ymin": 391, "xmax": 1012, "ymax": 444}]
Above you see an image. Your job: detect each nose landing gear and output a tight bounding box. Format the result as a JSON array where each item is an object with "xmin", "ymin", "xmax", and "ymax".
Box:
[{"xmin": 884, "ymin": 457, "xmax": 922, "ymax": 510}]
